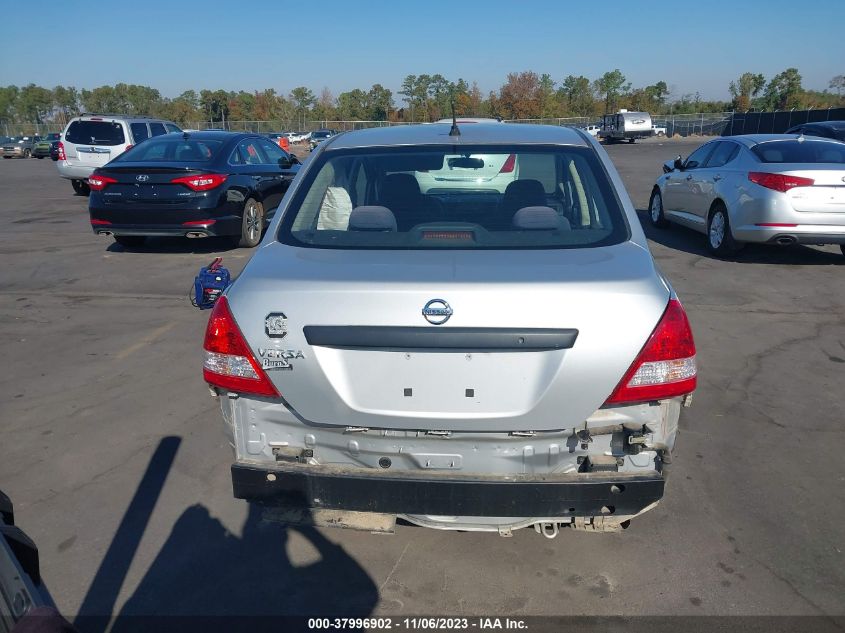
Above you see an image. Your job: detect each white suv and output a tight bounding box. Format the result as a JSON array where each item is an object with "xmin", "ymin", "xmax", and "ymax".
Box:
[{"xmin": 57, "ymin": 114, "xmax": 181, "ymax": 195}]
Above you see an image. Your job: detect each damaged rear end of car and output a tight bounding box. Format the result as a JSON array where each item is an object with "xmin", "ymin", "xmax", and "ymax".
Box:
[{"xmin": 203, "ymin": 124, "xmax": 697, "ymax": 536}]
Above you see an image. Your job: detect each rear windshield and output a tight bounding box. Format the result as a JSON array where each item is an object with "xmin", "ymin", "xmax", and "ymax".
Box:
[
  {"xmin": 313, "ymin": 131, "xmax": 332, "ymax": 138},
  {"xmin": 752, "ymin": 140, "xmax": 845, "ymax": 164},
  {"xmin": 113, "ymin": 138, "xmax": 224, "ymax": 162},
  {"xmin": 65, "ymin": 121, "xmax": 125, "ymax": 146},
  {"xmin": 278, "ymin": 145, "xmax": 629, "ymax": 250}
]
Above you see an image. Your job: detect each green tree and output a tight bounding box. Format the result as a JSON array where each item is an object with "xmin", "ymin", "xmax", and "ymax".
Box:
[
  {"xmin": 52, "ymin": 85, "xmax": 79, "ymax": 124},
  {"xmin": 366, "ymin": 84, "xmax": 393, "ymax": 120},
  {"xmin": 728, "ymin": 72, "xmax": 765, "ymax": 111},
  {"xmin": 593, "ymin": 69, "xmax": 628, "ymax": 114},
  {"xmin": 200, "ymin": 89, "xmax": 231, "ymax": 126},
  {"xmin": 289, "ymin": 86, "xmax": 316, "ymax": 129},
  {"xmin": 829, "ymin": 74, "xmax": 845, "ymax": 96},
  {"xmin": 18, "ymin": 83, "xmax": 54, "ymax": 123},
  {"xmin": 0, "ymin": 86, "xmax": 20, "ymax": 122},
  {"xmin": 336, "ymin": 89, "xmax": 368, "ymax": 120},
  {"xmin": 560, "ymin": 75, "xmax": 593, "ymax": 117},
  {"xmin": 538, "ymin": 73, "xmax": 557, "ymax": 118},
  {"xmin": 763, "ymin": 68, "xmax": 802, "ymax": 110}
]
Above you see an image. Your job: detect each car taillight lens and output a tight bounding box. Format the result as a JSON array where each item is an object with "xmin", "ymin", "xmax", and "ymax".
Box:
[
  {"xmin": 57, "ymin": 141, "xmax": 65, "ymax": 160},
  {"xmin": 498, "ymin": 153, "xmax": 516, "ymax": 174},
  {"xmin": 203, "ymin": 296, "xmax": 279, "ymax": 397},
  {"xmin": 604, "ymin": 299, "xmax": 697, "ymax": 405},
  {"xmin": 171, "ymin": 174, "xmax": 227, "ymax": 191},
  {"xmin": 88, "ymin": 174, "xmax": 117, "ymax": 191},
  {"xmin": 125, "ymin": 144, "xmax": 133, "ymax": 152},
  {"xmin": 748, "ymin": 172, "xmax": 814, "ymax": 192}
]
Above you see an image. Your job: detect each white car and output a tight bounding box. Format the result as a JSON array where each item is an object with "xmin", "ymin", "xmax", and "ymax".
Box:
[
  {"xmin": 652, "ymin": 124, "xmax": 667, "ymax": 137},
  {"xmin": 585, "ymin": 124, "xmax": 601, "ymax": 137}
]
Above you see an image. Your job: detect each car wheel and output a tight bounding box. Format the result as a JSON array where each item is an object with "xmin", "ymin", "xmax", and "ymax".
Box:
[
  {"xmin": 658, "ymin": 131, "xmax": 665, "ymax": 137},
  {"xmin": 648, "ymin": 189, "xmax": 670, "ymax": 228},
  {"xmin": 628, "ymin": 138, "xmax": 635, "ymax": 144},
  {"xmin": 36, "ymin": 155, "xmax": 44, "ymax": 159},
  {"xmin": 23, "ymin": 149, "xmax": 31, "ymax": 158},
  {"xmin": 114, "ymin": 235, "xmax": 146, "ymax": 248},
  {"xmin": 71, "ymin": 179, "xmax": 90, "ymax": 196},
  {"xmin": 707, "ymin": 203, "xmax": 743, "ymax": 257},
  {"xmin": 237, "ymin": 198, "xmax": 264, "ymax": 248}
]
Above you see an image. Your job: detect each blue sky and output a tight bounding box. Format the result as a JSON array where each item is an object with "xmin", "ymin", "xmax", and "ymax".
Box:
[{"xmin": 1, "ymin": 0, "xmax": 843, "ymax": 101}]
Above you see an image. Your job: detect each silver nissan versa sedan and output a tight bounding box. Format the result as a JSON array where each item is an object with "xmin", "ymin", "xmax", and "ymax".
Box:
[
  {"xmin": 203, "ymin": 122, "xmax": 698, "ymax": 537},
  {"xmin": 649, "ymin": 134, "xmax": 845, "ymax": 257}
]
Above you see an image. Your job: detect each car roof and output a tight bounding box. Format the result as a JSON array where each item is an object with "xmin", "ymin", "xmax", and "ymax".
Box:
[
  {"xmin": 726, "ymin": 133, "xmax": 845, "ymax": 147},
  {"xmin": 172, "ymin": 130, "xmax": 257, "ymax": 141},
  {"xmin": 327, "ymin": 123, "xmax": 590, "ymax": 150}
]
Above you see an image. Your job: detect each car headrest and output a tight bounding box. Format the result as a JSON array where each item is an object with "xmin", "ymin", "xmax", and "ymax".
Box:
[
  {"xmin": 512, "ymin": 206, "xmax": 571, "ymax": 230},
  {"xmin": 503, "ymin": 179, "xmax": 546, "ymax": 204},
  {"xmin": 381, "ymin": 173, "xmax": 421, "ymax": 205},
  {"xmin": 348, "ymin": 206, "xmax": 397, "ymax": 232}
]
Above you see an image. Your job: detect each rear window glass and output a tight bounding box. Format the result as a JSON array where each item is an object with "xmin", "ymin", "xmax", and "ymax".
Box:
[
  {"xmin": 752, "ymin": 140, "xmax": 845, "ymax": 164},
  {"xmin": 65, "ymin": 121, "xmax": 125, "ymax": 146},
  {"xmin": 130, "ymin": 123, "xmax": 149, "ymax": 143},
  {"xmin": 278, "ymin": 145, "xmax": 628, "ymax": 250},
  {"xmin": 114, "ymin": 138, "xmax": 224, "ymax": 162}
]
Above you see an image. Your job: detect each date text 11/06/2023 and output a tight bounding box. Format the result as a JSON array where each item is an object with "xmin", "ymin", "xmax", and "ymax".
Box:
[{"xmin": 307, "ymin": 617, "xmax": 528, "ymax": 630}]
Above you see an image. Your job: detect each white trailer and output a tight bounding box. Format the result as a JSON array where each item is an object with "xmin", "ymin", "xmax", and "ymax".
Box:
[{"xmin": 600, "ymin": 110, "xmax": 654, "ymax": 143}]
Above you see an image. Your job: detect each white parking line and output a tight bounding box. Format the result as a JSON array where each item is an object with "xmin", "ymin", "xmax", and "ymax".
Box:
[{"xmin": 115, "ymin": 322, "xmax": 176, "ymax": 360}]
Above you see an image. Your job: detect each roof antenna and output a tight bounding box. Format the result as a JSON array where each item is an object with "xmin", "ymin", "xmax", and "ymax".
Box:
[{"xmin": 449, "ymin": 93, "xmax": 460, "ymax": 137}]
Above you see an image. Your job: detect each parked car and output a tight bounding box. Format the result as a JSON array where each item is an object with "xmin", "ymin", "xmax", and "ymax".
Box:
[
  {"xmin": 785, "ymin": 120, "xmax": 845, "ymax": 141},
  {"xmin": 652, "ymin": 124, "xmax": 667, "ymax": 137},
  {"xmin": 50, "ymin": 140, "xmax": 61, "ymax": 161},
  {"xmin": 204, "ymin": 122, "xmax": 697, "ymax": 537},
  {"xmin": 585, "ymin": 124, "xmax": 601, "ymax": 137},
  {"xmin": 2, "ymin": 135, "xmax": 41, "ymax": 159},
  {"xmin": 32, "ymin": 132, "xmax": 61, "ymax": 158},
  {"xmin": 88, "ymin": 131, "xmax": 300, "ymax": 248},
  {"xmin": 649, "ymin": 135, "xmax": 845, "ymax": 257},
  {"xmin": 286, "ymin": 131, "xmax": 311, "ymax": 144},
  {"xmin": 1, "ymin": 489, "xmax": 60, "ymax": 630},
  {"xmin": 309, "ymin": 128, "xmax": 338, "ymax": 151},
  {"xmin": 57, "ymin": 114, "xmax": 182, "ymax": 196}
]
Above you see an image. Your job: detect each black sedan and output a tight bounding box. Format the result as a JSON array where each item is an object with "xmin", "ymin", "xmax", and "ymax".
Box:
[
  {"xmin": 88, "ymin": 131, "xmax": 300, "ymax": 248},
  {"xmin": 785, "ymin": 120, "xmax": 845, "ymax": 141}
]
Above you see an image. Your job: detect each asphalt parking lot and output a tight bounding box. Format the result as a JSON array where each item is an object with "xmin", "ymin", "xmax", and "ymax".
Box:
[{"xmin": 1, "ymin": 138, "xmax": 843, "ymax": 625}]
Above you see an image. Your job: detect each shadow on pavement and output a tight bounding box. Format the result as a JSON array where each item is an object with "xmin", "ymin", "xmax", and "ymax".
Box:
[
  {"xmin": 72, "ymin": 436, "xmax": 377, "ymax": 633},
  {"xmin": 105, "ymin": 236, "xmax": 239, "ymax": 255},
  {"xmin": 636, "ymin": 209, "xmax": 845, "ymax": 265}
]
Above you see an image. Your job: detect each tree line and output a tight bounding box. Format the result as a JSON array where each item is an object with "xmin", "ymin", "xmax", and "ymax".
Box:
[{"xmin": 1, "ymin": 68, "xmax": 842, "ymax": 129}]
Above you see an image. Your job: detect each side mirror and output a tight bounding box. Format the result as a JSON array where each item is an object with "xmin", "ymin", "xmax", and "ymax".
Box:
[
  {"xmin": 673, "ymin": 155, "xmax": 684, "ymax": 171},
  {"xmin": 662, "ymin": 161, "xmax": 674, "ymax": 174},
  {"xmin": 278, "ymin": 155, "xmax": 298, "ymax": 169}
]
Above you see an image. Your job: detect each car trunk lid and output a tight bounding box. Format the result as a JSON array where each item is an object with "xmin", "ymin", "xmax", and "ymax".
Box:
[{"xmin": 226, "ymin": 241, "xmax": 671, "ymax": 432}]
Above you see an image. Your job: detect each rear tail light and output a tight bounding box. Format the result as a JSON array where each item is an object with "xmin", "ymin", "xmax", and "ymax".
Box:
[
  {"xmin": 125, "ymin": 144, "xmax": 133, "ymax": 152},
  {"xmin": 90, "ymin": 219, "xmax": 111, "ymax": 225},
  {"xmin": 203, "ymin": 296, "xmax": 279, "ymax": 397},
  {"xmin": 748, "ymin": 172, "xmax": 814, "ymax": 192},
  {"xmin": 498, "ymin": 153, "xmax": 516, "ymax": 174},
  {"xmin": 171, "ymin": 173, "xmax": 227, "ymax": 191},
  {"xmin": 604, "ymin": 299, "xmax": 697, "ymax": 405},
  {"xmin": 88, "ymin": 174, "xmax": 117, "ymax": 191},
  {"xmin": 57, "ymin": 141, "xmax": 65, "ymax": 161}
]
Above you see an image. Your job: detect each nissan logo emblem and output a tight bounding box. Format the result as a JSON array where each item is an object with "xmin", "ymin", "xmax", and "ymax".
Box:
[
  {"xmin": 136, "ymin": 174, "xmax": 149, "ymax": 182},
  {"xmin": 422, "ymin": 299, "xmax": 452, "ymax": 325}
]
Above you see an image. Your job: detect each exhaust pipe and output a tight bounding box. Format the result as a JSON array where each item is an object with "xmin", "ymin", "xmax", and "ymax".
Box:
[
  {"xmin": 776, "ymin": 236, "xmax": 796, "ymax": 246},
  {"xmin": 186, "ymin": 231, "xmax": 208, "ymax": 239}
]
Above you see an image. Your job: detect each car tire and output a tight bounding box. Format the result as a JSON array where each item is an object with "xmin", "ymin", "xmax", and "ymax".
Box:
[
  {"xmin": 114, "ymin": 235, "xmax": 146, "ymax": 248},
  {"xmin": 648, "ymin": 189, "xmax": 670, "ymax": 228},
  {"xmin": 707, "ymin": 203, "xmax": 743, "ymax": 257},
  {"xmin": 236, "ymin": 198, "xmax": 264, "ymax": 248},
  {"xmin": 23, "ymin": 149, "xmax": 31, "ymax": 158},
  {"xmin": 36, "ymin": 155, "xmax": 44, "ymax": 159},
  {"xmin": 71, "ymin": 179, "xmax": 90, "ymax": 196},
  {"xmin": 628, "ymin": 138, "xmax": 635, "ymax": 144}
]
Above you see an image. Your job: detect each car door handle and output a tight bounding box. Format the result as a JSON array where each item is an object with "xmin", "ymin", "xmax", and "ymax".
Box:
[
  {"xmin": 686, "ymin": 175, "xmax": 693, "ymax": 181},
  {"xmin": 713, "ymin": 174, "xmax": 723, "ymax": 181}
]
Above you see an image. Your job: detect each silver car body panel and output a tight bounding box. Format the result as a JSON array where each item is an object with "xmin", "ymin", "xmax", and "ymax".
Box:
[
  {"xmin": 218, "ymin": 123, "xmax": 683, "ymax": 532},
  {"xmin": 655, "ymin": 134, "xmax": 845, "ymax": 244}
]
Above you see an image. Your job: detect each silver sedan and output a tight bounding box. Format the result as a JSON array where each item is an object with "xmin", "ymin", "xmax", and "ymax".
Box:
[
  {"xmin": 203, "ymin": 123, "xmax": 698, "ymax": 536},
  {"xmin": 649, "ymin": 134, "xmax": 845, "ymax": 257}
]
